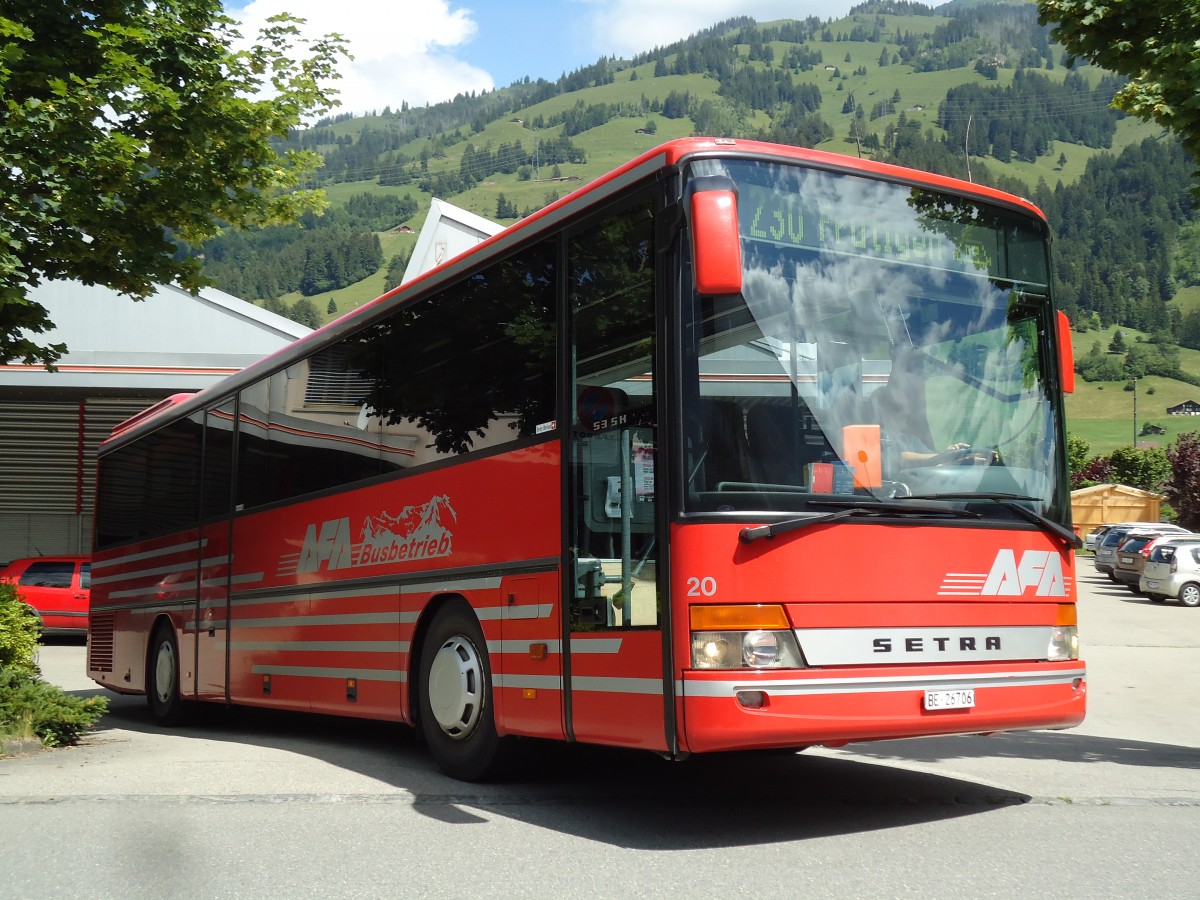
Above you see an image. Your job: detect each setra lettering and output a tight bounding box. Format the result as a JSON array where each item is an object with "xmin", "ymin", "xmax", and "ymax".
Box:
[{"xmin": 871, "ymin": 634, "xmax": 1002, "ymax": 654}]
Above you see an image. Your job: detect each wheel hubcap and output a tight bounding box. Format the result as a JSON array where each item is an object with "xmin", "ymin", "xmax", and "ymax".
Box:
[
  {"xmin": 427, "ymin": 635, "xmax": 484, "ymax": 739},
  {"xmin": 154, "ymin": 640, "xmax": 176, "ymax": 703}
]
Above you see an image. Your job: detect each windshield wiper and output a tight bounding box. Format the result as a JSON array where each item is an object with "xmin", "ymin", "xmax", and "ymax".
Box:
[
  {"xmin": 738, "ymin": 498, "xmax": 980, "ymax": 544},
  {"xmin": 904, "ymin": 492, "xmax": 1082, "ymax": 549},
  {"xmin": 739, "ymin": 507, "xmax": 875, "ymax": 543}
]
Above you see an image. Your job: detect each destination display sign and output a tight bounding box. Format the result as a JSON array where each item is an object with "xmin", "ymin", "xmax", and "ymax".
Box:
[{"xmin": 736, "ymin": 179, "xmax": 994, "ymax": 272}]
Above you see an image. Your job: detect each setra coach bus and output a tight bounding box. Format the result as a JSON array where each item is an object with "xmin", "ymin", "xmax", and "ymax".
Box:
[{"xmin": 88, "ymin": 138, "xmax": 1085, "ymax": 780}]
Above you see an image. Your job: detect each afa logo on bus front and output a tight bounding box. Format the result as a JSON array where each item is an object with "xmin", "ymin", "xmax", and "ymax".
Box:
[
  {"xmin": 291, "ymin": 494, "xmax": 457, "ymax": 574},
  {"xmin": 938, "ymin": 549, "xmax": 1069, "ymax": 597}
]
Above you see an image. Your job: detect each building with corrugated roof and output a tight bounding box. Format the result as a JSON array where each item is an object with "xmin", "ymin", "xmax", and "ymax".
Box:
[{"xmin": 0, "ymin": 280, "xmax": 309, "ymax": 563}]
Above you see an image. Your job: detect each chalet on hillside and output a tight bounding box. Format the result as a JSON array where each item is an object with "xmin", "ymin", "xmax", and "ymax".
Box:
[{"xmin": 1167, "ymin": 399, "xmax": 1200, "ymax": 416}]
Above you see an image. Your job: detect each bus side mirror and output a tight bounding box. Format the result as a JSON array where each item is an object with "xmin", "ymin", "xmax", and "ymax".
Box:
[
  {"xmin": 688, "ymin": 177, "xmax": 743, "ymax": 296},
  {"xmin": 1056, "ymin": 310, "xmax": 1075, "ymax": 394}
]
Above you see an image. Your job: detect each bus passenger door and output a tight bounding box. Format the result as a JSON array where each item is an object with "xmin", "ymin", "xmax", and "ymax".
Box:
[
  {"xmin": 196, "ymin": 399, "xmax": 236, "ymax": 702},
  {"xmin": 565, "ymin": 200, "xmax": 668, "ymax": 751}
]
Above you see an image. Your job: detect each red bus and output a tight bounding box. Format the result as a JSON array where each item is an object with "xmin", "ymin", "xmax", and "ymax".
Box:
[{"xmin": 88, "ymin": 138, "xmax": 1085, "ymax": 780}]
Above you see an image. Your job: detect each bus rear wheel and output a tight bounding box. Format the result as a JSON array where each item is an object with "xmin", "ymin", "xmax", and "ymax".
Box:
[
  {"xmin": 146, "ymin": 622, "xmax": 188, "ymax": 726},
  {"xmin": 417, "ymin": 602, "xmax": 507, "ymax": 781}
]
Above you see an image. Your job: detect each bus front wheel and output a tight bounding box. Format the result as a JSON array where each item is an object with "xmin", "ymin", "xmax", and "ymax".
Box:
[
  {"xmin": 147, "ymin": 622, "xmax": 188, "ymax": 726},
  {"xmin": 417, "ymin": 602, "xmax": 508, "ymax": 781}
]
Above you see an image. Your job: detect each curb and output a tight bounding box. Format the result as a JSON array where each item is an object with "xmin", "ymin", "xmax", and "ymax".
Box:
[{"xmin": 0, "ymin": 737, "xmax": 43, "ymax": 758}]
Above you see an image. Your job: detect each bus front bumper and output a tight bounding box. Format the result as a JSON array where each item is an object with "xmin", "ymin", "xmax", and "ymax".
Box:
[{"xmin": 678, "ymin": 661, "xmax": 1086, "ymax": 753}]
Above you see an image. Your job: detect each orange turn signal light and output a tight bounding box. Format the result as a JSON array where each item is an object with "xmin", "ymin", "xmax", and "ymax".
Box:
[{"xmin": 690, "ymin": 604, "xmax": 790, "ymax": 631}]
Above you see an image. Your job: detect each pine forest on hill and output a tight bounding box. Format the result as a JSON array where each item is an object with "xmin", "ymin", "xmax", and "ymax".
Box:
[{"xmin": 194, "ymin": 0, "xmax": 1200, "ymax": 459}]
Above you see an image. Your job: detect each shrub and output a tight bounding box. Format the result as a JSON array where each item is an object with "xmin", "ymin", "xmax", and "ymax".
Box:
[
  {"xmin": 0, "ymin": 581, "xmax": 40, "ymax": 676},
  {"xmin": 1, "ymin": 582, "xmax": 106, "ymax": 750},
  {"xmin": 0, "ymin": 668, "xmax": 108, "ymax": 748}
]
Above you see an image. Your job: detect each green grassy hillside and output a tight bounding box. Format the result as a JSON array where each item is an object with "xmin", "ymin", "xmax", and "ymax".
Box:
[{"xmin": 1066, "ymin": 325, "xmax": 1200, "ymax": 455}]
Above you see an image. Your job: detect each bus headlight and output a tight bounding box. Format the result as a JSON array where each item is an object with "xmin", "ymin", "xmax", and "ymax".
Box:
[
  {"xmin": 1047, "ymin": 625, "xmax": 1079, "ymax": 661},
  {"xmin": 691, "ymin": 629, "xmax": 806, "ymax": 669},
  {"xmin": 690, "ymin": 604, "xmax": 806, "ymax": 669}
]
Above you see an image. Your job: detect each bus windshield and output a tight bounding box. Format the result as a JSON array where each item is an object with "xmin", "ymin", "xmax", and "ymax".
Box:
[{"xmin": 682, "ymin": 158, "xmax": 1065, "ymax": 520}]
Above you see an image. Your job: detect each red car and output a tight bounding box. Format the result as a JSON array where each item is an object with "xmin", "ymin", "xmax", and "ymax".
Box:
[{"xmin": 0, "ymin": 556, "xmax": 91, "ymax": 635}]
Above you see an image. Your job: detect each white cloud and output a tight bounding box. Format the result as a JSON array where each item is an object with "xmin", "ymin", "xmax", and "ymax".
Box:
[
  {"xmin": 223, "ymin": 0, "xmax": 857, "ymax": 115},
  {"xmin": 229, "ymin": 0, "xmax": 493, "ymax": 114},
  {"xmin": 578, "ymin": 0, "xmax": 850, "ymax": 59}
]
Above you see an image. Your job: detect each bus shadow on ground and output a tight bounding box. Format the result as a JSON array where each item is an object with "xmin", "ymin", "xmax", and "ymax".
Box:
[{"xmin": 72, "ymin": 691, "xmax": 1035, "ymax": 850}]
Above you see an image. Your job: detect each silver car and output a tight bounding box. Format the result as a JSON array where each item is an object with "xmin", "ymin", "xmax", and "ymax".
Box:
[
  {"xmin": 1140, "ymin": 541, "xmax": 1200, "ymax": 607},
  {"xmin": 1084, "ymin": 524, "xmax": 1114, "ymax": 553},
  {"xmin": 1094, "ymin": 522, "xmax": 1190, "ymax": 580}
]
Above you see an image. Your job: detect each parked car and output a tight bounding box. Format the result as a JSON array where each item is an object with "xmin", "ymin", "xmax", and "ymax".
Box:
[
  {"xmin": 1085, "ymin": 524, "xmax": 1115, "ymax": 553},
  {"xmin": 1111, "ymin": 532, "xmax": 1163, "ymax": 591},
  {"xmin": 1140, "ymin": 542, "xmax": 1200, "ymax": 607},
  {"xmin": 1093, "ymin": 523, "xmax": 1191, "ymax": 580},
  {"xmin": 0, "ymin": 556, "xmax": 91, "ymax": 634},
  {"xmin": 1112, "ymin": 533, "xmax": 1200, "ymax": 593}
]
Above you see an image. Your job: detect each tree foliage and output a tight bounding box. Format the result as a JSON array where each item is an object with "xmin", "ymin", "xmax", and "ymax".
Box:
[
  {"xmin": 1106, "ymin": 445, "xmax": 1172, "ymax": 494},
  {"xmin": 0, "ymin": 582, "xmax": 39, "ymax": 676},
  {"xmin": 1166, "ymin": 432, "xmax": 1200, "ymax": 530},
  {"xmin": 0, "ymin": 0, "xmax": 347, "ymax": 367},
  {"xmin": 1037, "ymin": 1, "xmax": 1200, "ymax": 170},
  {"xmin": 939, "ymin": 70, "xmax": 1123, "ymax": 162},
  {"xmin": 1066, "ymin": 431, "xmax": 1091, "ymax": 483}
]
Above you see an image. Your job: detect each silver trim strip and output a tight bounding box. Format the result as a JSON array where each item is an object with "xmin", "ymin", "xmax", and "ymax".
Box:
[
  {"xmin": 570, "ymin": 676, "xmax": 664, "ymax": 695},
  {"xmin": 476, "ymin": 602, "xmax": 555, "ymax": 621},
  {"xmin": 250, "ymin": 665, "xmax": 406, "ymax": 683},
  {"xmin": 230, "ymin": 612, "xmax": 407, "ymax": 628},
  {"xmin": 225, "ymin": 588, "xmax": 406, "ymax": 611},
  {"xmin": 797, "ymin": 626, "xmax": 1063, "ymax": 666},
  {"xmin": 493, "ymin": 674, "xmax": 562, "ymax": 690},
  {"xmin": 488, "ymin": 640, "xmax": 557, "ymax": 654},
  {"xmin": 679, "ymin": 666, "xmax": 1087, "ymax": 698},
  {"xmin": 92, "ymin": 539, "xmax": 208, "ymax": 573},
  {"xmin": 109, "ymin": 571, "xmax": 262, "ymax": 601},
  {"xmin": 231, "ymin": 641, "xmax": 406, "ymax": 653},
  {"xmin": 570, "ymin": 638, "xmax": 623, "ymax": 653},
  {"xmin": 94, "ymin": 553, "xmax": 231, "ymax": 587}
]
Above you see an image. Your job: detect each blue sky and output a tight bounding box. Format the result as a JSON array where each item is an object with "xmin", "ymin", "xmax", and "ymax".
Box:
[{"xmin": 225, "ymin": 1, "xmax": 859, "ymax": 115}]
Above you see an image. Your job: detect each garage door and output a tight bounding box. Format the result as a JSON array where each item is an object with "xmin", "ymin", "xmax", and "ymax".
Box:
[{"xmin": 0, "ymin": 398, "xmax": 158, "ymax": 561}]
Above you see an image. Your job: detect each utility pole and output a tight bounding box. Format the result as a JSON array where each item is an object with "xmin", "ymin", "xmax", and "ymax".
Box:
[
  {"xmin": 1133, "ymin": 377, "xmax": 1139, "ymax": 446},
  {"xmin": 965, "ymin": 114, "xmax": 973, "ymax": 183}
]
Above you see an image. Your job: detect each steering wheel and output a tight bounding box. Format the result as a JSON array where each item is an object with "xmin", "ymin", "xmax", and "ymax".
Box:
[{"xmin": 931, "ymin": 445, "xmax": 1000, "ymax": 467}]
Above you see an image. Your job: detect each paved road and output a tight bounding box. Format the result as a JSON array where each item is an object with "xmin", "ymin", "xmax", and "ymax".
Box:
[{"xmin": 1, "ymin": 565, "xmax": 1197, "ymax": 899}]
